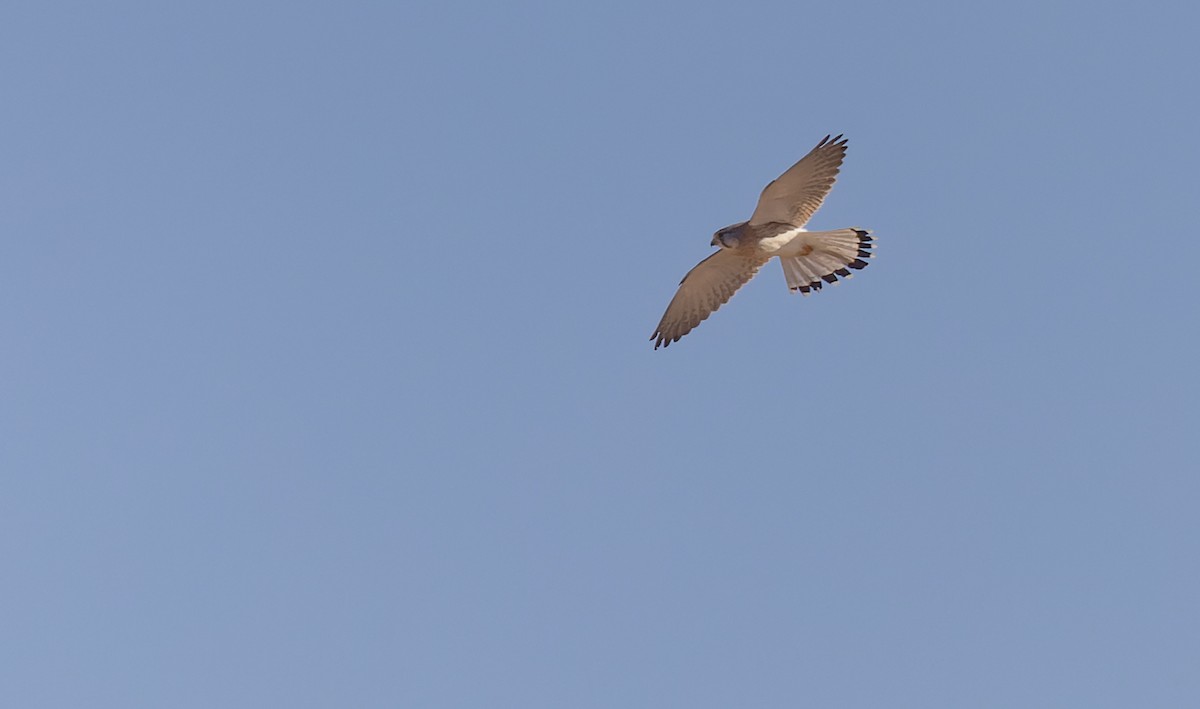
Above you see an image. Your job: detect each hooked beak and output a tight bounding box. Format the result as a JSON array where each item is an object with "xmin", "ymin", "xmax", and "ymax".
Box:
[{"xmin": 710, "ymin": 236, "xmax": 719, "ymax": 247}]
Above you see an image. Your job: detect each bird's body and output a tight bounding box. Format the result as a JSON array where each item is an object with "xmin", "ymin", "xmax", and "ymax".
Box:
[{"xmin": 651, "ymin": 134, "xmax": 875, "ymax": 349}]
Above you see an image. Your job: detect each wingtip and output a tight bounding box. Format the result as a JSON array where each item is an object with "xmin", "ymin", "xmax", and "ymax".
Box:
[{"xmin": 817, "ymin": 133, "xmax": 848, "ymax": 150}]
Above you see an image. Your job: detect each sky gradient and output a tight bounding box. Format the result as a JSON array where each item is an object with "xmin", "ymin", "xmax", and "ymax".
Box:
[{"xmin": 3, "ymin": 1, "xmax": 1199, "ymax": 707}]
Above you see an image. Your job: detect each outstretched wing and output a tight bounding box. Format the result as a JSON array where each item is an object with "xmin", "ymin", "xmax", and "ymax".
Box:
[
  {"xmin": 651, "ymin": 249, "xmax": 769, "ymax": 349},
  {"xmin": 748, "ymin": 134, "xmax": 848, "ymax": 228}
]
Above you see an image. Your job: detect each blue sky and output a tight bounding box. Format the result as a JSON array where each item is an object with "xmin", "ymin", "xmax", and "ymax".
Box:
[{"xmin": 3, "ymin": 1, "xmax": 1199, "ymax": 707}]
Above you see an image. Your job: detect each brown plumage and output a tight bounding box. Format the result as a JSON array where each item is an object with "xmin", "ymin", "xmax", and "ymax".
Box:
[{"xmin": 651, "ymin": 134, "xmax": 875, "ymax": 349}]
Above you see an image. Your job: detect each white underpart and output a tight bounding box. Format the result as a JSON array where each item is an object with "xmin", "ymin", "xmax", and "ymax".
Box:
[{"xmin": 756, "ymin": 227, "xmax": 809, "ymax": 255}]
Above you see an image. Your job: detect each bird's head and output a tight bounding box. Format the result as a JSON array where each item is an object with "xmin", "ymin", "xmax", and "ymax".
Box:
[{"xmin": 711, "ymin": 223, "xmax": 745, "ymax": 249}]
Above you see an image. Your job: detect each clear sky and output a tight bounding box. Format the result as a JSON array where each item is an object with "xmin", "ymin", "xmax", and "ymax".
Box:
[{"xmin": 3, "ymin": 1, "xmax": 1199, "ymax": 707}]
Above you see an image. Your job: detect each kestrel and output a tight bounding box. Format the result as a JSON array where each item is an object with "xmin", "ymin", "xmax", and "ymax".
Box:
[{"xmin": 651, "ymin": 134, "xmax": 874, "ymax": 349}]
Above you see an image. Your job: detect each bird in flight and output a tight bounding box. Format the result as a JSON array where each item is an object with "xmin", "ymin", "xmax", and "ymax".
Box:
[{"xmin": 651, "ymin": 134, "xmax": 874, "ymax": 349}]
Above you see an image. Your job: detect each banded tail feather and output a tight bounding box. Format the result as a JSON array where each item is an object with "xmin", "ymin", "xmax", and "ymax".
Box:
[{"xmin": 779, "ymin": 228, "xmax": 874, "ymax": 295}]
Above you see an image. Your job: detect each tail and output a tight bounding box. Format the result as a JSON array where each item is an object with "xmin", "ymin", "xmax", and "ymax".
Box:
[{"xmin": 778, "ymin": 228, "xmax": 874, "ymax": 295}]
